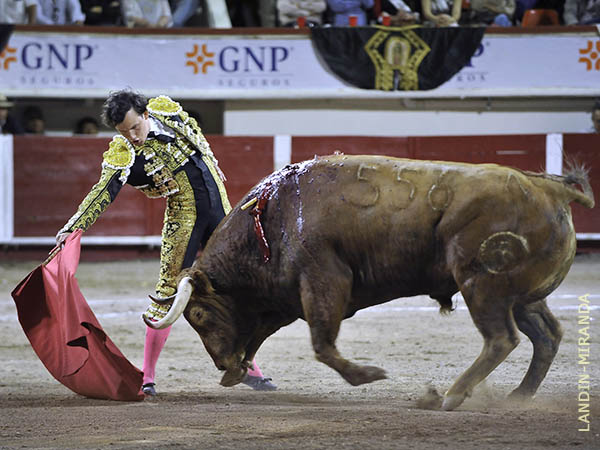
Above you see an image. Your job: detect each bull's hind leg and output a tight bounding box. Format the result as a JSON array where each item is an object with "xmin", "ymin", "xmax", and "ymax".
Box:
[
  {"xmin": 508, "ymin": 299, "xmax": 563, "ymax": 400},
  {"xmin": 299, "ymin": 267, "xmax": 387, "ymax": 386},
  {"xmin": 443, "ymin": 283, "xmax": 520, "ymax": 410}
]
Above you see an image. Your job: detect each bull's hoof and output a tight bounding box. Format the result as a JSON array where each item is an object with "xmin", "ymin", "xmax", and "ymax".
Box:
[
  {"xmin": 344, "ymin": 365, "xmax": 387, "ymax": 386},
  {"xmin": 220, "ymin": 368, "xmax": 246, "ymax": 387},
  {"xmin": 441, "ymin": 393, "xmax": 466, "ymax": 411}
]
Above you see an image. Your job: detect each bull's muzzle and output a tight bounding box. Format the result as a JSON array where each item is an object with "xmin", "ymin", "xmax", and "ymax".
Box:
[
  {"xmin": 217, "ymin": 354, "xmax": 250, "ymax": 387},
  {"xmin": 143, "ymin": 277, "xmax": 194, "ymax": 329}
]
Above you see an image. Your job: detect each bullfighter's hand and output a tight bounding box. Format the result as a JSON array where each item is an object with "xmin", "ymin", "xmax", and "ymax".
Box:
[
  {"xmin": 55, "ymin": 232, "xmax": 71, "ymax": 248},
  {"xmin": 434, "ymin": 14, "xmax": 456, "ymax": 26}
]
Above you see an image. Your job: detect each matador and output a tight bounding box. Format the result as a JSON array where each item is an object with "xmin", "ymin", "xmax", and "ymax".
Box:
[{"xmin": 56, "ymin": 90, "xmax": 276, "ymax": 395}]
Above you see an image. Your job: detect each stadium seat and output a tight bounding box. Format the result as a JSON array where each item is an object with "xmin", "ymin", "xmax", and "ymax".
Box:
[{"xmin": 521, "ymin": 9, "xmax": 560, "ymax": 26}]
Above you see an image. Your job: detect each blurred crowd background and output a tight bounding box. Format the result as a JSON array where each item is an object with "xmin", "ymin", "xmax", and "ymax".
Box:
[{"xmin": 1, "ymin": 0, "xmax": 597, "ymax": 30}]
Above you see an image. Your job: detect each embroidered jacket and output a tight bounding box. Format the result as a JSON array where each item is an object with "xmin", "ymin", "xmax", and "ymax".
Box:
[{"xmin": 59, "ymin": 96, "xmax": 229, "ymax": 235}]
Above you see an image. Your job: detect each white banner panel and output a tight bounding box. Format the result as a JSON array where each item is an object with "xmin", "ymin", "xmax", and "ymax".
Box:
[
  {"xmin": 0, "ymin": 135, "xmax": 14, "ymax": 240},
  {"xmin": 442, "ymin": 34, "xmax": 600, "ymax": 91},
  {"xmin": 0, "ymin": 30, "xmax": 598, "ymax": 98},
  {"xmin": 0, "ymin": 32, "xmax": 342, "ymax": 95}
]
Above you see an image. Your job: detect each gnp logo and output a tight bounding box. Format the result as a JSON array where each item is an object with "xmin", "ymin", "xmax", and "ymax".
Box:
[
  {"xmin": 0, "ymin": 41, "xmax": 95, "ymax": 71},
  {"xmin": 579, "ymin": 40, "xmax": 600, "ymax": 71},
  {"xmin": 0, "ymin": 46, "xmax": 17, "ymax": 70},
  {"xmin": 185, "ymin": 43, "xmax": 290, "ymax": 75}
]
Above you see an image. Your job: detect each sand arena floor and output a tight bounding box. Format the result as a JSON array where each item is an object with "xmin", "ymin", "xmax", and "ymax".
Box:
[{"xmin": 0, "ymin": 254, "xmax": 599, "ymax": 449}]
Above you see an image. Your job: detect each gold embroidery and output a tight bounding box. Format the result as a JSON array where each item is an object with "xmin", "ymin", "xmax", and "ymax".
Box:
[
  {"xmin": 146, "ymin": 95, "xmax": 182, "ymax": 116},
  {"xmin": 59, "ymin": 166, "xmax": 118, "ymax": 234},
  {"xmin": 364, "ymin": 29, "xmax": 430, "ymax": 91},
  {"xmin": 149, "ymin": 106, "xmax": 230, "ymax": 212},
  {"xmin": 202, "ymin": 153, "xmax": 232, "ymax": 214},
  {"xmin": 102, "ymin": 135, "xmax": 136, "ymax": 183},
  {"xmin": 154, "ymin": 171, "xmax": 197, "ymax": 298}
]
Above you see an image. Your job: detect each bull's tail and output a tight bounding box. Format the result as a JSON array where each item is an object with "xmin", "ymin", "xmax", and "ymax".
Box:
[
  {"xmin": 523, "ymin": 161, "xmax": 595, "ymax": 209},
  {"xmin": 561, "ymin": 161, "xmax": 595, "ymax": 209}
]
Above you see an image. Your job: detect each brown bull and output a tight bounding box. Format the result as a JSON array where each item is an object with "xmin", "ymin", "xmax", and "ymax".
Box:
[{"xmin": 145, "ymin": 155, "xmax": 594, "ymax": 410}]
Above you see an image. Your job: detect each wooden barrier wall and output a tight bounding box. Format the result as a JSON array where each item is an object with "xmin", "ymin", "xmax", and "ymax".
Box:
[{"xmin": 12, "ymin": 133, "xmax": 599, "ymax": 237}]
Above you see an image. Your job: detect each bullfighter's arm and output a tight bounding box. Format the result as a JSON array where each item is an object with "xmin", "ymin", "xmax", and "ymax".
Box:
[{"xmin": 57, "ymin": 166, "xmax": 124, "ymax": 236}]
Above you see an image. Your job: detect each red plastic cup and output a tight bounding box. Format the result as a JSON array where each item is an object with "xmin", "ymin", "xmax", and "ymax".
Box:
[
  {"xmin": 349, "ymin": 15, "xmax": 358, "ymax": 26},
  {"xmin": 382, "ymin": 15, "xmax": 391, "ymax": 26},
  {"xmin": 297, "ymin": 16, "xmax": 306, "ymax": 27}
]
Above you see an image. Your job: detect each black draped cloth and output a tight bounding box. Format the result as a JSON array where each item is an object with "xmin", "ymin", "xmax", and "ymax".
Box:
[
  {"xmin": 0, "ymin": 24, "xmax": 13, "ymax": 54},
  {"xmin": 311, "ymin": 26, "xmax": 485, "ymax": 91}
]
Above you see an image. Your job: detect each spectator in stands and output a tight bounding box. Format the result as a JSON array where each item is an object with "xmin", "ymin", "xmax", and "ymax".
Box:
[
  {"xmin": 564, "ymin": 0, "xmax": 600, "ymax": 24},
  {"xmin": 74, "ymin": 116, "xmax": 100, "ymax": 135},
  {"xmin": 36, "ymin": 0, "xmax": 86, "ymax": 25},
  {"xmin": 55, "ymin": 89, "xmax": 277, "ymax": 396},
  {"xmin": 23, "ymin": 106, "xmax": 46, "ymax": 135},
  {"xmin": 0, "ymin": 0, "xmax": 38, "ymax": 24},
  {"xmin": 467, "ymin": 0, "xmax": 515, "ymax": 25},
  {"xmin": 121, "ymin": 0, "xmax": 173, "ymax": 27},
  {"xmin": 591, "ymin": 100, "xmax": 600, "ymax": 133},
  {"xmin": 278, "ymin": 0, "xmax": 327, "ymax": 26},
  {"xmin": 420, "ymin": 0, "xmax": 462, "ymax": 26},
  {"xmin": 514, "ymin": 0, "xmax": 537, "ymax": 23},
  {"xmin": 169, "ymin": 0, "xmax": 200, "ymax": 26},
  {"xmin": 327, "ymin": 0, "xmax": 374, "ymax": 26},
  {"xmin": 227, "ymin": 0, "xmax": 261, "ymax": 26},
  {"xmin": 259, "ymin": 0, "xmax": 278, "ymax": 26},
  {"xmin": 80, "ymin": 0, "xmax": 123, "ymax": 25},
  {"xmin": 380, "ymin": 0, "xmax": 420, "ymax": 25},
  {"xmin": 0, "ymin": 95, "xmax": 25, "ymax": 135}
]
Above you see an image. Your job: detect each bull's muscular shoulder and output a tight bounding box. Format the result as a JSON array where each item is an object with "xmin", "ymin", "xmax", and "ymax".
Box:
[
  {"xmin": 147, "ymin": 95, "xmax": 183, "ymax": 117},
  {"xmin": 102, "ymin": 135, "xmax": 135, "ymax": 170}
]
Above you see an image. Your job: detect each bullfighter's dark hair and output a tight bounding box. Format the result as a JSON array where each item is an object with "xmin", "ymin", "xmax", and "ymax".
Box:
[
  {"xmin": 101, "ymin": 89, "xmax": 148, "ymax": 127},
  {"xmin": 594, "ymin": 99, "xmax": 600, "ymax": 111}
]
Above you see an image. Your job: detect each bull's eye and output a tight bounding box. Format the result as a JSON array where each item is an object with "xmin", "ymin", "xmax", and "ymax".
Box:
[{"xmin": 188, "ymin": 305, "xmax": 205, "ymax": 324}]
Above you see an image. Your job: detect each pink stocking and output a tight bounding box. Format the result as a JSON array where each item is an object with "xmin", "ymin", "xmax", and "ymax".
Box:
[
  {"xmin": 142, "ymin": 325, "xmax": 172, "ymax": 385},
  {"xmin": 247, "ymin": 358, "xmax": 264, "ymax": 378}
]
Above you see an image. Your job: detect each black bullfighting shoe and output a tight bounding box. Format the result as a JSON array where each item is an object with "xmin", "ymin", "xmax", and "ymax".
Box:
[
  {"xmin": 242, "ymin": 375, "xmax": 277, "ymax": 391},
  {"xmin": 142, "ymin": 383, "xmax": 157, "ymax": 396}
]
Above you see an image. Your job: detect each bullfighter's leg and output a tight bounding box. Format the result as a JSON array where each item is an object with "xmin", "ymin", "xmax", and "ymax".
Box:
[
  {"xmin": 443, "ymin": 283, "xmax": 520, "ymax": 410},
  {"xmin": 299, "ymin": 263, "xmax": 387, "ymax": 386},
  {"xmin": 508, "ymin": 299, "xmax": 563, "ymax": 400}
]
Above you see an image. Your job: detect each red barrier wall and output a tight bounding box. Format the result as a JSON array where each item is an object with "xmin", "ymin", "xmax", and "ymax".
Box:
[
  {"xmin": 14, "ymin": 136, "xmax": 158, "ymax": 237},
  {"xmin": 12, "ymin": 135, "xmax": 273, "ymax": 237},
  {"xmin": 12, "ymin": 134, "xmax": 598, "ymax": 239},
  {"xmin": 291, "ymin": 135, "xmax": 546, "ymax": 171},
  {"xmin": 564, "ymin": 133, "xmax": 600, "ymax": 234}
]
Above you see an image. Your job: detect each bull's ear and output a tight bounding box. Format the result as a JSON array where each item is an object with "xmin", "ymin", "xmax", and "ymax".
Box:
[{"xmin": 179, "ymin": 267, "xmax": 214, "ymax": 296}]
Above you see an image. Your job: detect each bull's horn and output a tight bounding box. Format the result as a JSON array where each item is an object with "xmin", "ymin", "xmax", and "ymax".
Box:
[
  {"xmin": 143, "ymin": 277, "xmax": 194, "ymax": 329},
  {"xmin": 148, "ymin": 293, "xmax": 177, "ymax": 303}
]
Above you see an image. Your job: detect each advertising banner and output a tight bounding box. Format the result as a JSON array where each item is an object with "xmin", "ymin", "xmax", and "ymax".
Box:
[
  {"xmin": 0, "ymin": 32, "xmax": 342, "ymax": 97},
  {"xmin": 0, "ymin": 29, "xmax": 598, "ymax": 98},
  {"xmin": 443, "ymin": 33, "xmax": 600, "ymax": 91}
]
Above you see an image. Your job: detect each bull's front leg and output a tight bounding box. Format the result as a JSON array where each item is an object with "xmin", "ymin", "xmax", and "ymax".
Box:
[{"xmin": 299, "ymin": 268, "xmax": 387, "ymax": 386}]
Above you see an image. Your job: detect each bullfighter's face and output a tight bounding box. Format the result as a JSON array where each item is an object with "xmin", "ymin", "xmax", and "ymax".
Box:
[
  {"xmin": 115, "ymin": 108, "xmax": 150, "ymax": 147},
  {"xmin": 185, "ymin": 296, "xmax": 249, "ymax": 386}
]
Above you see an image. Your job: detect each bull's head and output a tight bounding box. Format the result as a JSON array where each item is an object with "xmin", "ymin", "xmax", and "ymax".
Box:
[{"xmin": 144, "ymin": 267, "xmax": 251, "ymax": 387}]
